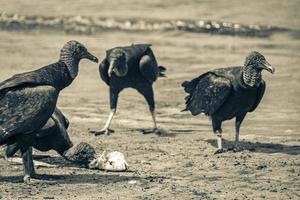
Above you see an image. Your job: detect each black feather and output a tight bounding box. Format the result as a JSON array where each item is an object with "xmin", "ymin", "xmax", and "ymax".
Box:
[
  {"xmin": 5, "ymin": 108, "xmax": 73, "ymax": 157},
  {"xmin": 158, "ymin": 66, "xmax": 167, "ymax": 77}
]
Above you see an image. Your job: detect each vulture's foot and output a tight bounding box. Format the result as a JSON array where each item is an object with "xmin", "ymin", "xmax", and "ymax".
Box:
[
  {"xmin": 214, "ymin": 148, "xmax": 228, "ymax": 155},
  {"xmin": 89, "ymin": 128, "xmax": 115, "ymax": 136},
  {"xmin": 233, "ymin": 146, "xmax": 242, "ymax": 152},
  {"xmin": 227, "ymin": 146, "xmax": 243, "ymax": 152},
  {"xmin": 23, "ymin": 174, "xmax": 31, "ymax": 184},
  {"xmin": 141, "ymin": 128, "xmax": 164, "ymax": 135},
  {"xmin": 23, "ymin": 174, "xmax": 56, "ymax": 184},
  {"xmin": 23, "ymin": 174, "xmax": 40, "ymax": 184},
  {"xmin": 154, "ymin": 128, "xmax": 166, "ymax": 135}
]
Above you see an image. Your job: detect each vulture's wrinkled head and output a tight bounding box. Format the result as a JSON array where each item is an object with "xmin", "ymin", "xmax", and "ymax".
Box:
[
  {"xmin": 244, "ymin": 51, "xmax": 275, "ymax": 74},
  {"xmin": 108, "ymin": 48, "xmax": 128, "ymax": 77},
  {"xmin": 61, "ymin": 40, "xmax": 98, "ymax": 63},
  {"xmin": 60, "ymin": 40, "xmax": 98, "ymax": 78}
]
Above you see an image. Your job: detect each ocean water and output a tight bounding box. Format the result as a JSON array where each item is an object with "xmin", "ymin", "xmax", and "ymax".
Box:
[{"xmin": 0, "ymin": 0, "xmax": 299, "ymax": 28}]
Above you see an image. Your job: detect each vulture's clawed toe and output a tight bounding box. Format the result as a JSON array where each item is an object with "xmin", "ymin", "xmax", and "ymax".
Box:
[
  {"xmin": 226, "ymin": 145, "xmax": 241, "ymax": 152},
  {"xmin": 24, "ymin": 177, "xmax": 56, "ymax": 185},
  {"xmin": 214, "ymin": 148, "xmax": 228, "ymax": 155},
  {"xmin": 89, "ymin": 128, "xmax": 115, "ymax": 136},
  {"xmin": 232, "ymin": 146, "xmax": 243, "ymax": 152},
  {"xmin": 139, "ymin": 128, "xmax": 165, "ymax": 135},
  {"xmin": 23, "ymin": 174, "xmax": 45, "ymax": 184},
  {"xmin": 215, "ymin": 146, "xmax": 243, "ymax": 154},
  {"xmin": 154, "ymin": 128, "xmax": 167, "ymax": 135}
]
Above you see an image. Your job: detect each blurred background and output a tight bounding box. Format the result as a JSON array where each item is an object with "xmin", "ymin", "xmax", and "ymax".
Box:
[{"xmin": 0, "ymin": 0, "xmax": 299, "ymax": 137}]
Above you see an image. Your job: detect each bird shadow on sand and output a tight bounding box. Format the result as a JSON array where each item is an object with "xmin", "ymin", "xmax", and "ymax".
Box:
[
  {"xmin": 133, "ymin": 128, "xmax": 177, "ymax": 137},
  {"xmin": 0, "ymin": 155, "xmax": 89, "ymax": 172},
  {"xmin": 133, "ymin": 128, "xmax": 211, "ymax": 137},
  {"xmin": 0, "ymin": 155, "xmax": 168, "ymax": 184},
  {"xmin": 0, "ymin": 173, "xmax": 167, "ymax": 185},
  {"xmin": 206, "ymin": 139, "xmax": 300, "ymax": 155}
]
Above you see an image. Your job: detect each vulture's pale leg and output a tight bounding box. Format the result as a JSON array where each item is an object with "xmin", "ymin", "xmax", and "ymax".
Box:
[
  {"xmin": 212, "ymin": 120, "xmax": 226, "ymax": 154},
  {"xmin": 89, "ymin": 109, "xmax": 116, "ymax": 135},
  {"xmin": 96, "ymin": 109, "xmax": 116, "ymax": 135},
  {"xmin": 21, "ymin": 147, "xmax": 35, "ymax": 183},
  {"xmin": 234, "ymin": 114, "xmax": 246, "ymax": 152},
  {"xmin": 214, "ymin": 131, "xmax": 225, "ymax": 154},
  {"xmin": 214, "ymin": 132, "xmax": 227, "ymax": 154},
  {"xmin": 91, "ymin": 88, "xmax": 120, "ymax": 136},
  {"xmin": 151, "ymin": 110, "xmax": 158, "ymax": 130},
  {"xmin": 216, "ymin": 132, "xmax": 222, "ymax": 150}
]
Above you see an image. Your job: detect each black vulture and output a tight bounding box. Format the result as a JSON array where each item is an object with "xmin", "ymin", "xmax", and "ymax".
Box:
[
  {"xmin": 4, "ymin": 108, "xmax": 72, "ymax": 159},
  {"xmin": 182, "ymin": 52, "xmax": 274, "ymax": 154},
  {"xmin": 0, "ymin": 40, "xmax": 98, "ymax": 182},
  {"xmin": 92, "ymin": 44, "xmax": 166, "ymax": 135}
]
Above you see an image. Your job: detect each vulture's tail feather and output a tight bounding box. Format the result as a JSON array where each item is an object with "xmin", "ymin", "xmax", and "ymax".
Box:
[{"xmin": 158, "ymin": 66, "xmax": 167, "ymax": 77}]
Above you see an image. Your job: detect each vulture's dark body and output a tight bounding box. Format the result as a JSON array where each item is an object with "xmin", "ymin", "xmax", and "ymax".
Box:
[
  {"xmin": 212, "ymin": 82, "xmax": 259, "ymax": 121},
  {"xmin": 5, "ymin": 108, "xmax": 72, "ymax": 157},
  {"xmin": 0, "ymin": 62, "xmax": 73, "ymax": 148},
  {"xmin": 99, "ymin": 44, "xmax": 163, "ymax": 110},
  {"xmin": 95, "ymin": 44, "xmax": 165, "ymax": 135},
  {"xmin": 183, "ymin": 67, "xmax": 265, "ymax": 128},
  {"xmin": 100, "ymin": 44, "xmax": 158, "ymax": 86}
]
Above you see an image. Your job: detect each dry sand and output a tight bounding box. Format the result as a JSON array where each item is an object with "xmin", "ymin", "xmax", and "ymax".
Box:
[{"xmin": 0, "ymin": 0, "xmax": 299, "ymax": 199}]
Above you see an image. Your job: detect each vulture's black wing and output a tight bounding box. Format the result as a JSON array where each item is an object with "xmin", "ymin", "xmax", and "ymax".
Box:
[
  {"xmin": 0, "ymin": 62, "xmax": 71, "ymax": 95},
  {"xmin": 106, "ymin": 44, "xmax": 152, "ymax": 63},
  {"xmin": 182, "ymin": 72, "xmax": 232, "ymax": 116},
  {"xmin": 0, "ymin": 72, "xmax": 38, "ymax": 95},
  {"xmin": 139, "ymin": 52, "xmax": 159, "ymax": 83},
  {"xmin": 249, "ymin": 80, "xmax": 266, "ymax": 112},
  {"xmin": 35, "ymin": 108, "xmax": 69, "ymax": 138},
  {"xmin": 0, "ymin": 85, "xmax": 58, "ymax": 145},
  {"xmin": 54, "ymin": 108, "xmax": 69, "ymax": 129},
  {"xmin": 99, "ymin": 58, "xmax": 110, "ymax": 85}
]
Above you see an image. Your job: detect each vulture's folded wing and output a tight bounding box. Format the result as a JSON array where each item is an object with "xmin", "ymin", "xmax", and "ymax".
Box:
[
  {"xmin": 139, "ymin": 53, "xmax": 159, "ymax": 82},
  {"xmin": 53, "ymin": 108, "xmax": 69, "ymax": 129},
  {"xmin": 0, "ymin": 85, "xmax": 58, "ymax": 145},
  {"xmin": 182, "ymin": 72, "xmax": 232, "ymax": 116},
  {"xmin": 0, "ymin": 62, "xmax": 70, "ymax": 96}
]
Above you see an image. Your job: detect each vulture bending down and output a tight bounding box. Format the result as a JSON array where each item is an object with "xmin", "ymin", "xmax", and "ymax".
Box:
[
  {"xmin": 0, "ymin": 41, "xmax": 98, "ymax": 182},
  {"xmin": 93, "ymin": 44, "xmax": 166, "ymax": 135},
  {"xmin": 182, "ymin": 52, "xmax": 274, "ymax": 154},
  {"xmin": 5, "ymin": 108, "xmax": 72, "ymax": 159},
  {"xmin": 5, "ymin": 108, "xmax": 73, "ymax": 164}
]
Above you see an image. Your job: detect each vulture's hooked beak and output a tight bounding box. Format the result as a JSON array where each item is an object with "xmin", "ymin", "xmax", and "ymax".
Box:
[
  {"xmin": 84, "ymin": 51, "xmax": 99, "ymax": 63},
  {"xmin": 108, "ymin": 60, "xmax": 115, "ymax": 77},
  {"xmin": 107, "ymin": 58, "xmax": 128, "ymax": 77},
  {"xmin": 260, "ymin": 60, "xmax": 275, "ymax": 74}
]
